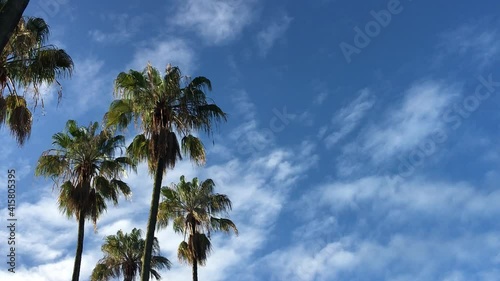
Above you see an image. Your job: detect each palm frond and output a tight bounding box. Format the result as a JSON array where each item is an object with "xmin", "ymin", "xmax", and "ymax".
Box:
[
  {"xmin": 104, "ymin": 99, "xmax": 134, "ymax": 130},
  {"xmin": 90, "ymin": 263, "xmax": 114, "ymax": 281},
  {"xmin": 6, "ymin": 98, "xmax": 31, "ymax": 145},
  {"xmin": 34, "ymin": 154, "xmax": 67, "ymax": 179},
  {"xmin": 177, "ymin": 241, "xmax": 192, "ymax": 264},
  {"xmin": 210, "ymin": 217, "xmax": 238, "ymax": 235},
  {"xmin": 181, "ymin": 134, "xmax": 206, "ymax": 165}
]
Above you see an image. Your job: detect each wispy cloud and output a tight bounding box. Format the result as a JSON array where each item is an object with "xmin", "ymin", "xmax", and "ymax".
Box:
[
  {"xmin": 259, "ymin": 174, "xmax": 500, "ymax": 281},
  {"xmin": 260, "ymin": 232, "xmax": 500, "ymax": 281},
  {"xmin": 128, "ymin": 39, "xmax": 196, "ymax": 74},
  {"xmin": 257, "ymin": 14, "xmax": 293, "ymax": 56},
  {"xmin": 313, "ymin": 91, "xmax": 328, "ymax": 105},
  {"xmin": 170, "ymin": 0, "xmax": 256, "ymax": 45},
  {"xmin": 302, "ymin": 176, "xmax": 500, "ymax": 217},
  {"xmin": 89, "ymin": 13, "xmax": 146, "ymax": 44},
  {"xmin": 438, "ymin": 19, "xmax": 500, "ymax": 68},
  {"xmin": 323, "ymin": 88, "xmax": 375, "ymax": 148},
  {"xmin": 332, "ymin": 80, "xmax": 460, "ymax": 177},
  {"xmin": 59, "ymin": 57, "xmax": 112, "ymax": 115},
  {"xmin": 362, "ymin": 81, "xmax": 459, "ymax": 162}
]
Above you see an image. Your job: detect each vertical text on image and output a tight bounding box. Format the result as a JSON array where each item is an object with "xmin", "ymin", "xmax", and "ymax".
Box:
[{"xmin": 6, "ymin": 169, "xmax": 16, "ymax": 273}]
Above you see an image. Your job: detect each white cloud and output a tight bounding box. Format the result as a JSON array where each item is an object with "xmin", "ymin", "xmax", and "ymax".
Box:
[
  {"xmin": 331, "ymin": 80, "xmax": 460, "ymax": 177},
  {"xmin": 89, "ymin": 13, "xmax": 145, "ymax": 44},
  {"xmin": 262, "ymin": 172, "xmax": 500, "ymax": 281},
  {"xmin": 261, "ymin": 232, "xmax": 500, "ymax": 281},
  {"xmin": 257, "ymin": 15, "xmax": 293, "ymax": 56},
  {"xmin": 323, "ymin": 88, "xmax": 375, "ymax": 148},
  {"xmin": 129, "ymin": 39, "xmax": 196, "ymax": 75},
  {"xmin": 56, "ymin": 57, "xmax": 111, "ymax": 116},
  {"xmin": 231, "ymin": 91, "xmax": 256, "ymax": 120},
  {"xmin": 302, "ymin": 176, "xmax": 500, "ymax": 217},
  {"xmin": 171, "ymin": 0, "xmax": 256, "ymax": 45},
  {"xmin": 363, "ymin": 81, "xmax": 458, "ymax": 162},
  {"xmin": 0, "ymin": 251, "xmax": 101, "ymax": 281},
  {"xmin": 313, "ymin": 91, "xmax": 328, "ymax": 105},
  {"xmin": 438, "ymin": 20, "xmax": 500, "ymax": 68}
]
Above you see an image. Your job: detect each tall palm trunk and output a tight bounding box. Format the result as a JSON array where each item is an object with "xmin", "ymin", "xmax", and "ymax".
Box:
[
  {"xmin": 140, "ymin": 157, "xmax": 166, "ymax": 281},
  {"xmin": 192, "ymin": 259, "xmax": 198, "ymax": 281},
  {"xmin": 0, "ymin": 0, "xmax": 30, "ymax": 53},
  {"xmin": 72, "ymin": 213, "xmax": 86, "ymax": 281},
  {"xmin": 191, "ymin": 216, "xmax": 198, "ymax": 281}
]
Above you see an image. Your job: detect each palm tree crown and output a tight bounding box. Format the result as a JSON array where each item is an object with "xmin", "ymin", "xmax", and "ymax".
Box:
[
  {"xmin": 1, "ymin": 16, "xmax": 73, "ymax": 145},
  {"xmin": 35, "ymin": 120, "xmax": 135, "ymax": 224},
  {"xmin": 158, "ymin": 176, "xmax": 237, "ymax": 281},
  {"xmin": 105, "ymin": 63, "xmax": 226, "ymax": 170},
  {"xmin": 91, "ymin": 228, "xmax": 171, "ymax": 281},
  {"xmin": 35, "ymin": 120, "xmax": 135, "ymax": 281}
]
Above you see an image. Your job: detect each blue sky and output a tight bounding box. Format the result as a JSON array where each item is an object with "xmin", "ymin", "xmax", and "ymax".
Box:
[{"xmin": 2, "ymin": 0, "xmax": 500, "ymax": 280}]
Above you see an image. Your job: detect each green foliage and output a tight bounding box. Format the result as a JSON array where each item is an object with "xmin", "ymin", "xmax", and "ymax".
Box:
[
  {"xmin": 0, "ymin": 16, "xmax": 73, "ymax": 145},
  {"xmin": 104, "ymin": 63, "xmax": 227, "ymax": 171},
  {"xmin": 91, "ymin": 228, "xmax": 171, "ymax": 281},
  {"xmin": 35, "ymin": 120, "xmax": 135, "ymax": 226},
  {"xmin": 158, "ymin": 176, "xmax": 238, "ymax": 269}
]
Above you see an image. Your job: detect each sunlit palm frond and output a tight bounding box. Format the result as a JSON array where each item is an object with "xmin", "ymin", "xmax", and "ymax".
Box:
[
  {"xmin": 181, "ymin": 134, "xmax": 206, "ymax": 165},
  {"xmin": 177, "ymin": 241, "xmax": 192, "ymax": 264}
]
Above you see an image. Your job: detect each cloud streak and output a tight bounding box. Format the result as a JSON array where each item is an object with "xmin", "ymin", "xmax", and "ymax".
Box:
[
  {"xmin": 257, "ymin": 14, "xmax": 293, "ymax": 56},
  {"xmin": 171, "ymin": 0, "xmax": 256, "ymax": 45}
]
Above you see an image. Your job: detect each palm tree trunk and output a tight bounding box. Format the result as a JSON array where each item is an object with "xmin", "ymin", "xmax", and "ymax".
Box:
[
  {"xmin": 140, "ymin": 157, "xmax": 165, "ymax": 281},
  {"xmin": 191, "ymin": 216, "xmax": 198, "ymax": 281},
  {"xmin": 72, "ymin": 214, "xmax": 85, "ymax": 281},
  {"xmin": 0, "ymin": 0, "xmax": 30, "ymax": 54},
  {"xmin": 192, "ymin": 259, "xmax": 198, "ymax": 281}
]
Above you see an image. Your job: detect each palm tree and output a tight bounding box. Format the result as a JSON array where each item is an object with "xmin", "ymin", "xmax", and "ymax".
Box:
[
  {"xmin": 158, "ymin": 176, "xmax": 238, "ymax": 281},
  {"xmin": 35, "ymin": 120, "xmax": 135, "ymax": 281},
  {"xmin": 1, "ymin": 15, "xmax": 73, "ymax": 145},
  {"xmin": 104, "ymin": 63, "xmax": 226, "ymax": 281},
  {"xmin": 91, "ymin": 228, "xmax": 171, "ymax": 281}
]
